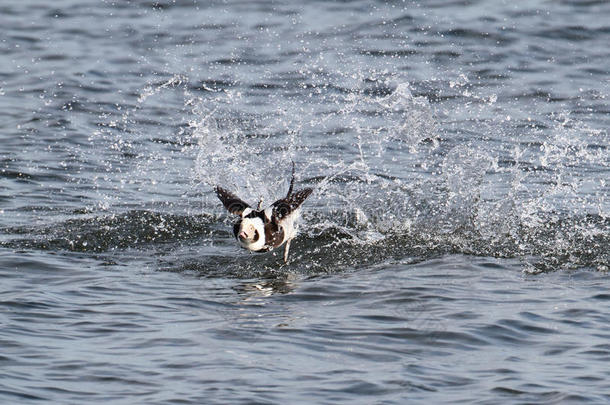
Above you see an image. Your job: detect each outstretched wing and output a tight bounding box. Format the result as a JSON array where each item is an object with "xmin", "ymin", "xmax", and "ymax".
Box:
[
  {"xmin": 214, "ymin": 186, "xmax": 250, "ymax": 216},
  {"xmin": 271, "ymin": 188, "xmax": 313, "ymax": 221}
]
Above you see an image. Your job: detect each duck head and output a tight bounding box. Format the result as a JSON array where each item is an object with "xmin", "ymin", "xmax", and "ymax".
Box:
[{"xmin": 236, "ymin": 216, "xmax": 265, "ymax": 251}]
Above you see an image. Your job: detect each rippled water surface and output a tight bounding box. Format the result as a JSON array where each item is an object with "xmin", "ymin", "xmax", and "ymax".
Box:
[{"xmin": 1, "ymin": 0, "xmax": 609, "ymax": 403}]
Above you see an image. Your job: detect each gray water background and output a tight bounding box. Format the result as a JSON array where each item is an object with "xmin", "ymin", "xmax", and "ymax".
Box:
[{"xmin": 1, "ymin": 0, "xmax": 609, "ymax": 403}]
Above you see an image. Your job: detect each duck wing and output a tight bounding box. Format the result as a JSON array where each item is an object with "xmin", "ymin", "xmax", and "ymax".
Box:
[
  {"xmin": 214, "ymin": 186, "xmax": 251, "ymax": 216},
  {"xmin": 271, "ymin": 188, "xmax": 313, "ymax": 222}
]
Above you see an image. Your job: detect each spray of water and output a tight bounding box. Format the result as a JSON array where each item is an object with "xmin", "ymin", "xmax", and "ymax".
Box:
[
  {"xmin": 5, "ymin": 71, "xmax": 606, "ymax": 275},
  {"xmin": 181, "ymin": 73, "xmax": 608, "ymax": 273}
]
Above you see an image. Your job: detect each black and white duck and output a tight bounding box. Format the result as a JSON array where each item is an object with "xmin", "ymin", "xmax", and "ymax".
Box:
[{"xmin": 214, "ymin": 165, "xmax": 313, "ymax": 263}]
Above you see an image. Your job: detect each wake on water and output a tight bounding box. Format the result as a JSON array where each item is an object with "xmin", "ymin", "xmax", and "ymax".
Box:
[{"xmin": 3, "ymin": 74, "xmax": 608, "ymax": 275}]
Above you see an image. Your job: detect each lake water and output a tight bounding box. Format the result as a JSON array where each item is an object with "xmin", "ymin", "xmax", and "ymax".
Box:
[{"xmin": 1, "ymin": 0, "xmax": 609, "ymax": 403}]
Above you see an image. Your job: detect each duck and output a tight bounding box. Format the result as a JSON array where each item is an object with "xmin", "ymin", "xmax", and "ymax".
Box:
[{"xmin": 214, "ymin": 164, "xmax": 313, "ymax": 263}]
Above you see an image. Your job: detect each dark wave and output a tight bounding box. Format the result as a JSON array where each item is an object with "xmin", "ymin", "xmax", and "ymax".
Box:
[
  {"xmin": 2, "ymin": 208, "xmax": 607, "ymax": 275},
  {"xmin": 1, "ymin": 211, "xmax": 216, "ymax": 253}
]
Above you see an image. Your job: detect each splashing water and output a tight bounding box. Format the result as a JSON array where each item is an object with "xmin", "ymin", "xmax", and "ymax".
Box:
[
  {"xmin": 4, "ymin": 69, "xmax": 606, "ymax": 275},
  {"xmin": 178, "ymin": 73, "xmax": 608, "ymax": 273}
]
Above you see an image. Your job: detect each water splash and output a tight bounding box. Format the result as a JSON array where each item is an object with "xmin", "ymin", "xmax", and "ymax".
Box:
[
  {"xmin": 185, "ymin": 73, "xmax": 608, "ymax": 273},
  {"xmin": 6, "ymin": 72, "xmax": 606, "ymax": 275}
]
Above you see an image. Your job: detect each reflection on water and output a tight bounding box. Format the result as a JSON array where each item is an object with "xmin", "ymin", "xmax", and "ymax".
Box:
[{"xmin": 234, "ymin": 278, "xmax": 298, "ymax": 297}]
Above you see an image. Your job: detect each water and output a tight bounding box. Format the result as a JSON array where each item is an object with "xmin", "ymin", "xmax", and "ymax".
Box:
[{"xmin": 1, "ymin": 0, "xmax": 609, "ymax": 403}]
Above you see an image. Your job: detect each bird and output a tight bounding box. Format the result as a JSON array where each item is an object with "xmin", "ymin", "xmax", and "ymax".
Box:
[{"xmin": 214, "ymin": 164, "xmax": 313, "ymax": 263}]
